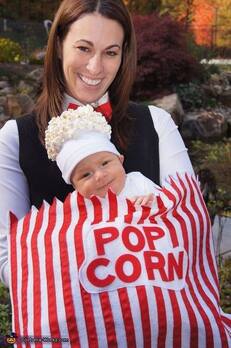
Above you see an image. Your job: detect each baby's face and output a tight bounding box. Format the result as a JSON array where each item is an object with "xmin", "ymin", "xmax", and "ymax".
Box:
[{"xmin": 71, "ymin": 151, "xmax": 126, "ymax": 198}]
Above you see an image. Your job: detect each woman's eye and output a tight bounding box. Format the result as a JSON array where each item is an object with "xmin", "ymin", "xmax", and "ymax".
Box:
[
  {"xmin": 106, "ymin": 51, "xmax": 118, "ymax": 57},
  {"xmin": 77, "ymin": 46, "xmax": 90, "ymax": 53}
]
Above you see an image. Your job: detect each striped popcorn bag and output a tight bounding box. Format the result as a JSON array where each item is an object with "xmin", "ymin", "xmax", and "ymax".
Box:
[{"xmin": 9, "ymin": 173, "xmax": 231, "ymax": 347}]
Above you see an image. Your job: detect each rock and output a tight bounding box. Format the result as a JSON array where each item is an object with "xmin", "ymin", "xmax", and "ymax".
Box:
[
  {"xmin": 5, "ymin": 94, "xmax": 34, "ymax": 117},
  {"xmin": 0, "ymin": 104, "xmax": 10, "ymax": 128},
  {"xmin": 0, "ymin": 106, "xmax": 5, "ymax": 118},
  {"xmin": 26, "ymin": 68, "xmax": 43, "ymax": 82},
  {"xmin": 18, "ymin": 80, "xmax": 34, "ymax": 96},
  {"xmin": 30, "ymin": 48, "xmax": 46, "ymax": 62},
  {"xmin": 0, "ymin": 116, "xmax": 10, "ymax": 129},
  {"xmin": 219, "ymin": 90, "xmax": 231, "ymax": 107},
  {"xmin": 151, "ymin": 93, "xmax": 184, "ymax": 126},
  {"xmin": 224, "ymin": 71, "xmax": 231, "ymax": 83},
  {"xmin": 0, "ymin": 96, "xmax": 7, "ymax": 107},
  {"xmin": 0, "ymin": 86, "xmax": 15, "ymax": 96},
  {"xmin": 219, "ymin": 107, "xmax": 231, "ymax": 137},
  {"xmin": 202, "ymin": 71, "xmax": 231, "ymax": 108},
  {"xmin": 205, "ymin": 72, "xmax": 230, "ymax": 97},
  {"xmin": 0, "ymin": 81, "xmax": 10, "ymax": 89},
  {"xmin": 5, "ymin": 95, "xmax": 22, "ymax": 117},
  {"xmin": 0, "ymin": 76, "xmax": 9, "ymax": 81},
  {"xmin": 181, "ymin": 110, "xmax": 228, "ymax": 141},
  {"xmin": 16, "ymin": 94, "xmax": 34, "ymax": 115}
]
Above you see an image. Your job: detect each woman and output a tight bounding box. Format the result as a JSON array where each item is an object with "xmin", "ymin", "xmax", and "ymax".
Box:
[
  {"xmin": 1, "ymin": 0, "xmax": 217, "ymax": 345},
  {"xmin": 0, "ymin": 0, "xmax": 193, "ymax": 287}
]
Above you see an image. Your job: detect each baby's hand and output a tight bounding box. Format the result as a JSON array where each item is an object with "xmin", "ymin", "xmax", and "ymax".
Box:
[{"xmin": 130, "ymin": 193, "xmax": 155, "ymax": 209}]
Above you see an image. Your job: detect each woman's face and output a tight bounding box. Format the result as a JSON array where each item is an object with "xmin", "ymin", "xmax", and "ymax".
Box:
[{"xmin": 60, "ymin": 12, "xmax": 124, "ymax": 104}]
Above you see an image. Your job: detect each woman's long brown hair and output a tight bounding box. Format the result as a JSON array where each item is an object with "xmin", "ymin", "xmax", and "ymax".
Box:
[{"xmin": 35, "ymin": 0, "xmax": 137, "ymax": 150}]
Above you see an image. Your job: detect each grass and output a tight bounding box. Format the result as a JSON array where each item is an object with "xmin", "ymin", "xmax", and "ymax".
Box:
[
  {"xmin": 0, "ymin": 282, "xmax": 11, "ymax": 336},
  {"xmin": 218, "ymin": 257, "xmax": 231, "ymax": 314}
]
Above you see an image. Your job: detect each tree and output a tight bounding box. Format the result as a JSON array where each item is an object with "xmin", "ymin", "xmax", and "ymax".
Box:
[
  {"xmin": 0, "ymin": 0, "xmax": 61, "ymax": 20},
  {"xmin": 191, "ymin": 0, "xmax": 215, "ymax": 46},
  {"xmin": 211, "ymin": 0, "xmax": 231, "ymax": 47},
  {"xmin": 191, "ymin": 0, "xmax": 231, "ymax": 47},
  {"xmin": 160, "ymin": 0, "xmax": 194, "ymax": 27},
  {"xmin": 160, "ymin": 0, "xmax": 231, "ymax": 48},
  {"xmin": 124, "ymin": 0, "xmax": 161, "ymax": 14}
]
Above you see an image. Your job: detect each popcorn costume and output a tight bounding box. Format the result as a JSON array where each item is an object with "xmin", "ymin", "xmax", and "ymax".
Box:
[{"xmin": 8, "ymin": 106, "xmax": 231, "ymax": 347}]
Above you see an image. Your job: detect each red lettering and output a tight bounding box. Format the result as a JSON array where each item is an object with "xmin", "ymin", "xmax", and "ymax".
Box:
[
  {"xmin": 122, "ymin": 226, "xmax": 145, "ymax": 252},
  {"xmin": 143, "ymin": 227, "xmax": 165, "ymax": 250},
  {"xmin": 94, "ymin": 227, "xmax": 119, "ymax": 255},
  {"xmin": 115, "ymin": 254, "xmax": 141, "ymax": 283},
  {"xmin": 144, "ymin": 251, "xmax": 168, "ymax": 281},
  {"xmin": 168, "ymin": 251, "xmax": 184, "ymax": 281},
  {"xmin": 86, "ymin": 258, "xmax": 115, "ymax": 287}
]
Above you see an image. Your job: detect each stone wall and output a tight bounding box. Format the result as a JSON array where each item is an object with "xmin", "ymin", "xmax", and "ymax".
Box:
[{"xmin": 0, "ymin": 63, "xmax": 43, "ymax": 127}]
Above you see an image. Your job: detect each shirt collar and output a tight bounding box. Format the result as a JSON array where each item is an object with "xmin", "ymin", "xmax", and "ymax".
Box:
[{"xmin": 63, "ymin": 92, "xmax": 109, "ymax": 111}]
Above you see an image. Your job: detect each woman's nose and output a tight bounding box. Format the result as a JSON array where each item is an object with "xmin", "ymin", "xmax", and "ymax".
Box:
[{"xmin": 86, "ymin": 54, "xmax": 102, "ymax": 75}]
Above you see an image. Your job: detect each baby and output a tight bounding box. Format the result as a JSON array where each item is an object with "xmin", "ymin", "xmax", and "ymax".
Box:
[{"xmin": 45, "ymin": 105, "xmax": 156, "ymax": 207}]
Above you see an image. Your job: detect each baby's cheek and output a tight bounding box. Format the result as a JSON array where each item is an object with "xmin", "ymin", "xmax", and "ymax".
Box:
[{"xmin": 84, "ymin": 182, "xmax": 96, "ymax": 198}]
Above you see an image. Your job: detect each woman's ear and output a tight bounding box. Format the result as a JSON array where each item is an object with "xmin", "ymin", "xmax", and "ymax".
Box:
[{"xmin": 119, "ymin": 154, "xmax": 124, "ymax": 164}]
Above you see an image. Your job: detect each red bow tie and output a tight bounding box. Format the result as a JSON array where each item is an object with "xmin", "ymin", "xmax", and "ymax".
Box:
[{"xmin": 67, "ymin": 101, "xmax": 112, "ymax": 120}]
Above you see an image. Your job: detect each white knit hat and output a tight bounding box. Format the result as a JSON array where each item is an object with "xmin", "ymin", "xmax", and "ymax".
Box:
[
  {"xmin": 56, "ymin": 131, "xmax": 120, "ymax": 184},
  {"xmin": 45, "ymin": 105, "xmax": 120, "ymax": 184}
]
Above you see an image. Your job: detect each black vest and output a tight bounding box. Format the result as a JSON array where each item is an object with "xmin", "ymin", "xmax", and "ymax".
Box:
[{"xmin": 17, "ymin": 102, "xmax": 159, "ymax": 208}]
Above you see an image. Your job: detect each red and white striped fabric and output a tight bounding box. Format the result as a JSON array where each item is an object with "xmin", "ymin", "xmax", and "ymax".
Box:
[{"xmin": 9, "ymin": 173, "xmax": 231, "ymax": 347}]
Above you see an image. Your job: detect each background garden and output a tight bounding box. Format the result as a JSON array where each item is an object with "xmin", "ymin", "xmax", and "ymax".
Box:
[{"xmin": 0, "ymin": 0, "xmax": 230, "ymax": 340}]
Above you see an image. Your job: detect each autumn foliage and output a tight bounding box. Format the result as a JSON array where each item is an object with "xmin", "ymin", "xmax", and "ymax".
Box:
[
  {"xmin": 131, "ymin": 13, "xmax": 201, "ymax": 100},
  {"xmin": 191, "ymin": 0, "xmax": 215, "ymax": 46}
]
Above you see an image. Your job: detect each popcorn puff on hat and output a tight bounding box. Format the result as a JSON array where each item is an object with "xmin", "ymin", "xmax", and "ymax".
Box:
[{"xmin": 45, "ymin": 105, "xmax": 120, "ymax": 184}]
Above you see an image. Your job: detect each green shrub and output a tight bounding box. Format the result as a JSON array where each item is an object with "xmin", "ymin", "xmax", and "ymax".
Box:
[
  {"xmin": 175, "ymin": 82, "xmax": 205, "ymax": 110},
  {"xmin": 186, "ymin": 34, "xmax": 216, "ymax": 62},
  {"xmin": 0, "ymin": 37, "xmax": 23, "ymax": 63},
  {"xmin": 174, "ymin": 82, "xmax": 217, "ymax": 111},
  {"xmin": 200, "ymin": 63, "xmax": 221, "ymax": 82},
  {"xmin": 188, "ymin": 139, "xmax": 231, "ymax": 217},
  {"xmin": 218, "ymin": 257, "xmax": 231, "ymax": 313},
  {"xmin": 0, "ymin": 282, "xmax": 11, "ymax": 335}
]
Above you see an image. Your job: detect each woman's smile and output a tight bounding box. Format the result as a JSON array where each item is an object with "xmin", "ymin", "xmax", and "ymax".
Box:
[{"xmin": 79, "ymin": 74, "xmax": 102, "ymax": 87}]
